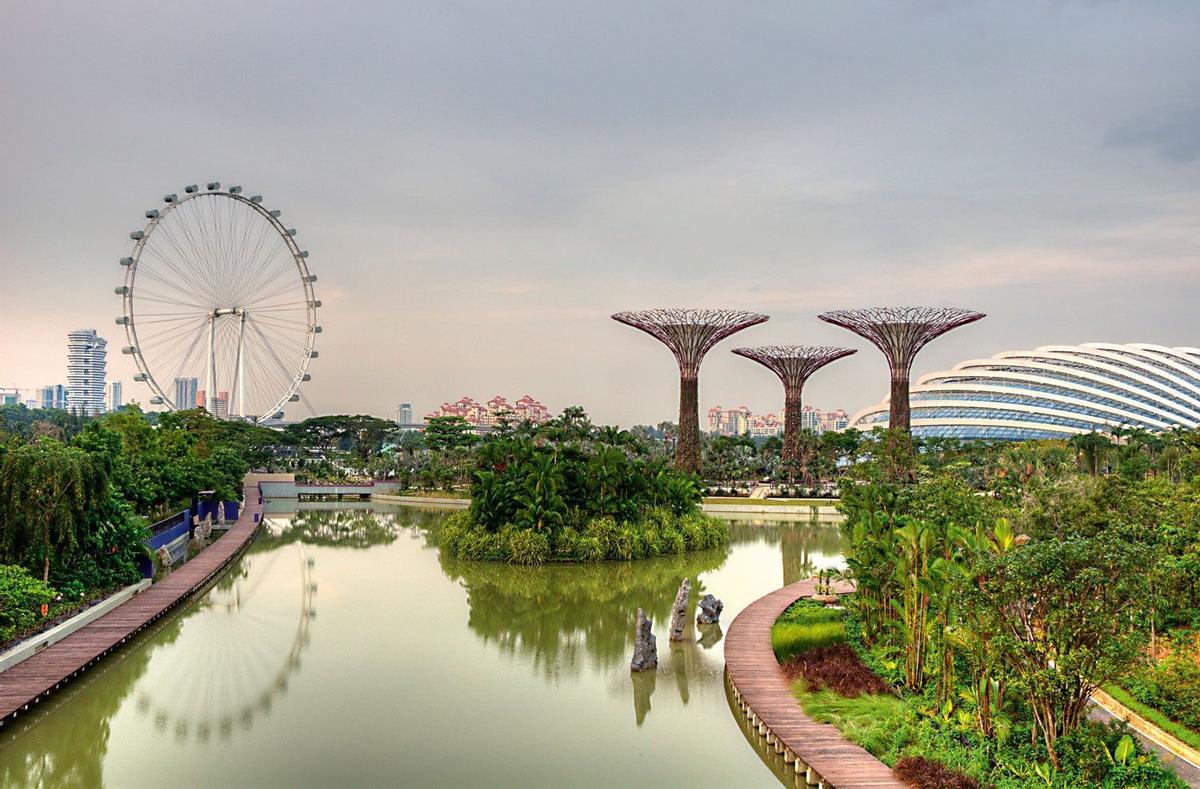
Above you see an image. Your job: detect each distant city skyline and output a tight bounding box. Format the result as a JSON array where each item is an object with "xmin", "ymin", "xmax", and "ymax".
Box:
[{"xmin": 1, "ymin": 3, "xmax": 1197, "ymax": 425}]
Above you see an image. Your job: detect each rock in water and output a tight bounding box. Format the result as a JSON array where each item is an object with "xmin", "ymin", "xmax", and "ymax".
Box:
[
  {"xmin": 696, "ymin": 594, "xmax": 724, "ymax": 625},
  {"xmin": 631, "ymin": 608, "xmax": 658, "ymax": 671},
  {"xmin": 668, "ymin": 579, "xmax": 691, "ymax": 642}
]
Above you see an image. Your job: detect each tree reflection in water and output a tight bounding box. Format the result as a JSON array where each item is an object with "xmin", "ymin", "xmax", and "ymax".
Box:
[
  {"xmin": 724, "ymin": 517, "xmax": 846, "ymax": 584},
  {"xmin": 438, "ymin": 549, "xmax": 729, "ymax": 680}
]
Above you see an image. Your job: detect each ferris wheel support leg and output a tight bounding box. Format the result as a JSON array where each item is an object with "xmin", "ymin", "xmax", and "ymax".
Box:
[
  {"xmin": 235, "ymin": 310, "xmax": 247, "ymax": 418},
  {"xmin": 205, "ymin": 313, "xmax": 217, "ymax": 414}
]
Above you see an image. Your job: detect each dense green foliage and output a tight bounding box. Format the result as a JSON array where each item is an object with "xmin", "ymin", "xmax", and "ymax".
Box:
[
  {"xmin": 0, "ymin": 565, "xmax": 56, "ymax": 641},
  {"xmin": 0, "ymin": 404, "xmax": 285, "ymax": 643},
  {"xmin": 775, "ymin": 427, "xmax": 1200, "ymax": 785},
  {"xmin": 1122, "ymin": 647, "xmax": 1200, "ymax": 735},
  {"xmin": 433, "ymin": 409, "xmax": 727, "ymax": 563}
]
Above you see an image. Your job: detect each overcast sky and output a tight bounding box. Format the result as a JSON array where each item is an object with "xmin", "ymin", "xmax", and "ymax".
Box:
[{"xmin": 1, "ymin": 1, "xmax": 1198, "ymax": 426}]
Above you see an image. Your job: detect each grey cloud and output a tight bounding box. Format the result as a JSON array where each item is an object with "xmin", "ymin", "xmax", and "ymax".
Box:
[{"xmin": 1106, "ymin": 106, "xmax": 1200, "ymax": 163}]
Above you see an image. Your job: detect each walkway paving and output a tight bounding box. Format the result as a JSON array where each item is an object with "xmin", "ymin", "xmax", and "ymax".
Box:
[
  {"xmin": 724, "ymin": 578, "xmax": 904, "ymax": 788},
  {"xmin": 0, "ymin": 473, "xmax": 269, "ymax": 727}
]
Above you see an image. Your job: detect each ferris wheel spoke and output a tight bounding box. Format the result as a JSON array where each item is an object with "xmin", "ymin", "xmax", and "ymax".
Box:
[
  {"xmin": 239, "ymin": 247, "xmax": 300, "ymax": 304},
  {"xmin": 145, "ymin": 224, "xmax": 220, "ymax": 296},
  {"xmin": 230, "ymin": 210, "xmax": 286, "ymax": 299},
  {"xmin": 138, "ymin": 248, "xmax": 222, "ymax": 306},
  {"xmin": 168, "ymin": 326, "xmax": 211, "ymax": 395},
  {"xmin": 229, "ymin": 212, "xmax": 283, "ymax": 300},
  {"xmin": 148, "ymin": 219, "xmax": 226, "ymax": 300}
]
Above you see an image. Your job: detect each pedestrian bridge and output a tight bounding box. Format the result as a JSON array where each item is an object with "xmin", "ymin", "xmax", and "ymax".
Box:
[{"xmin": 257, "ymin": 479, "xmax": 403, "ymax": 500}]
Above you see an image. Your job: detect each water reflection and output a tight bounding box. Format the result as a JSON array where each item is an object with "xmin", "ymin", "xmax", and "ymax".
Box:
[
  {"xmin": 437, "ymin": 549, "xmax": 728, "ymax": 680},
  {"xmin": 0, "ymin": 506, "xmax": 846, "ymax": 789},
  {"xmin": 725, "ymin": 516, "xmax": 846, "ymax": 583}
]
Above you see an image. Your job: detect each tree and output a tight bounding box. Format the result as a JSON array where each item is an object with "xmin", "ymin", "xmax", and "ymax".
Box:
[
  {"xmin": 423, "ymin": 416, "xmax": 476, "ymax": 452},
  {"xmin": 0, "ymin": 441, "xmax": 106, "ymax": 581},
  {"xmin": 973, "ymin": 523, "xmax": 1152, "ymax": 767}
]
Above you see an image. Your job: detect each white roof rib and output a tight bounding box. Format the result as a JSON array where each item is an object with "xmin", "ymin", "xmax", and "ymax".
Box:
[{"xmin": 851, "ymin": 342, "xmax": 1200, "ymax": 438}]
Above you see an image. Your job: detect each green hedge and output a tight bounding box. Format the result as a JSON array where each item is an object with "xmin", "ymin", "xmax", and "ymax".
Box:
[
  {"xmin": 1103, "ymin": 683, "xmax": 1200, "ymax": 752},
  {"xmin": 438, "ymin": 508, "xmax": 729, "ymax": 565}
]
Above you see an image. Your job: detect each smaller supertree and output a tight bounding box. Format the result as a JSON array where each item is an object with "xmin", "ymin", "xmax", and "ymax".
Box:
[
  {"xmin": 818, "ymin": 307, "xmax": 985, "ymax": 433},
  {"xmin": 613, "ymin": 308, "xmax": 768, "ymax": 473},
  {"xmin": 731, "ymin": 345, "xmax": 856, "ymax": 482}
]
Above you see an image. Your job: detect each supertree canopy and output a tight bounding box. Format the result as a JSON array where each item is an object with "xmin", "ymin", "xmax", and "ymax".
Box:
[
  {"xmin": 613, "ymin": 308, "xmax": 768, "ymax": 473},
  {"xmin": 818, "ymin": 307, "xmax": 984, "ymax": 433},
  {"xmin": 731, "ymin": 345, "xmax": 856, "ymax": 480}
]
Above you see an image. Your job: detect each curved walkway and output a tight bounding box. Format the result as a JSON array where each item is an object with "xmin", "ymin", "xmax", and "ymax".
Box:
[
  {"xmin": 725, "ymin": 578, "xmax": 904, "ymax": 788},
  {"xmin": 0, "ymin": 473, "xmax": 275, "ymax": 728}
]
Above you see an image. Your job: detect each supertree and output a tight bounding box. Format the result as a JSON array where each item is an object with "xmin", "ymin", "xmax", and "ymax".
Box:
[
  {"xmin": 818, "ymin": 307, "xmax": 985, "ymax": 433},
  {"xmin": 731, "ymin": 345, "xmax": 856, "ymax": 480},
  {"xmin": 612, "ymin": 308, "xmax": 769, "ymax": 473}
]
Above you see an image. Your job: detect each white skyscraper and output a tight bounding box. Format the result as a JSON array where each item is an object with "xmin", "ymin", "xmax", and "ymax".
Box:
[{"xmin": 67, "ymin": 329, "xmax": 107, "ymax": 415}]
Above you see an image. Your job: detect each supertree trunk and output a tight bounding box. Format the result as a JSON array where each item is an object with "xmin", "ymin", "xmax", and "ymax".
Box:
[
  {"xmin": 782, "ymin": 387, "xmax": 803, "ymax": 474},
  {"xmin": 677, "ymin": 374, "xmax": 701, "ymax": 473},
  {"xmin": 890, "ymin": 366, "xmax": 912, "ymax": 433}
]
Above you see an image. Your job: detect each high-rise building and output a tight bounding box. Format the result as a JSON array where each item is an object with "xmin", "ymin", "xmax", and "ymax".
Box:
[
  {"xmin": 213, "ymin": 391, "xmax": 230, "ymax": 420},
  {"xmin": 107, "ymin": 381, "xmax": 123, "ymax": 412},
  {"xmin": 67, "ymin": 329, "xmax": 107, "ymax": 415},
  {"xmin": 397, "ymin": 402, "xmax": 413, "ymax": 425},
  {"xmin": 38, "ymin": 384, "xmax": 69, "ymax": 410},
  {"xmin": 174, "ymin": 377, "xmax": 199, "ymax": 410},
  {"xmin": 0, "ymin": 390, "xmax": 19, "ymax": 406}
]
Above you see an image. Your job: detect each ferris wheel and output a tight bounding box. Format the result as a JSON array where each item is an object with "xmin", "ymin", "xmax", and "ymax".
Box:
[{"xmin": 115, "ymin": 182, "xmax": 320, "ymax": 422}]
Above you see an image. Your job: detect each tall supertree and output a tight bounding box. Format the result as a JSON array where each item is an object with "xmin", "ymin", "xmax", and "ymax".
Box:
[
  {"xmin": 731, "ymin": 345, "xmax": 856, "ymax": 480},
  {"xmin": 818, "ymin": 307, "xmax": 985, "ymax": 433},
  {"xmin": 612, "ymin": 308, "xmax": 768, "ymax": 473}
]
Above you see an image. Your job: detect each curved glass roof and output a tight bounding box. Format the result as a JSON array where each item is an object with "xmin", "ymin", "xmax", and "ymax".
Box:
[{"xmin": 851, "ymin": 343, "xmax": 1200, "ymax": 441}]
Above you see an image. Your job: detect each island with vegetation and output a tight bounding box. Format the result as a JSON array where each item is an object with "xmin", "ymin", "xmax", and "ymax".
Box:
[{"xmin": 438, "ymin": 410, "xmax": 728, "ymax": 565}]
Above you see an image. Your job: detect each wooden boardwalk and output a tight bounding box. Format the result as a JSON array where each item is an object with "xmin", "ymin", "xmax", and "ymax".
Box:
[
  {"xmin": 725, "ymin": 578, "xmax": 904, "ymax": 788},
  {"xmin": 0, "ymin": 474, "xmax": 270, "ymax": 728}
]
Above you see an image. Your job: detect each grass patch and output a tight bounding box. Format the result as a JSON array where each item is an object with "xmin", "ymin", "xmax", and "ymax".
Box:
[
  {"xmin": 793, "ymin": 684, "xmax": 908, "ymax": 756},
  {"xmin": 772, "ymin": 600, "xmax": 847, "ymax": 661},
  {"xmin": 1103, "ymin": 683, "xmax": 1200, "ymax": 752},
  {"xmin": 773, "ymin": 621, "xmax": 846, "ymax": 661}
]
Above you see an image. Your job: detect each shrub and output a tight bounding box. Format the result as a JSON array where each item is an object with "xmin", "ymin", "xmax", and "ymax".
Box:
[
  {"xmin": 0, "ymin": 565, "xmax": 55, "ymax": 642},
  {"xmin": 782, "ymin": 644, "xmax": 892, "ymax": 697},
  {"xmin": 505, "ymin": 529, "xmax": 549, "ymax": 566},
  {"xmin": 661, "ymin": 527, "xmax": 685, "ymax": 554},
  {"xmin": 1124, "ymin": 654, "xmax": 1200, "ymax": 733},
  {"xmin": 584, "ymin": 516, "xmax": 620, "ymax": 557},
  {"xmin": 574, "ymin": 535, "xmax": 604, "ymax": 562},
  {"xmin": 439, "ymin": 509, "xmax": 729, "ymax": 563},
  {"xmin": 892, "ymin": 756, "xmax": 979, "ymax": 789}
]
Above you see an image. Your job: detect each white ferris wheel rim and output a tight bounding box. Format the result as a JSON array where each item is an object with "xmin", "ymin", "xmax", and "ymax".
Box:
[{"xmin": 117, "ymin": 184, "xmax": 319, "ymax": 423}]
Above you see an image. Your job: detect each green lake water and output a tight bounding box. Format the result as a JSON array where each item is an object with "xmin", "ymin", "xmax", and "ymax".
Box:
[{"xmin": 0, "ymin": 503, "xmax": 845, "ymax": 788}]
